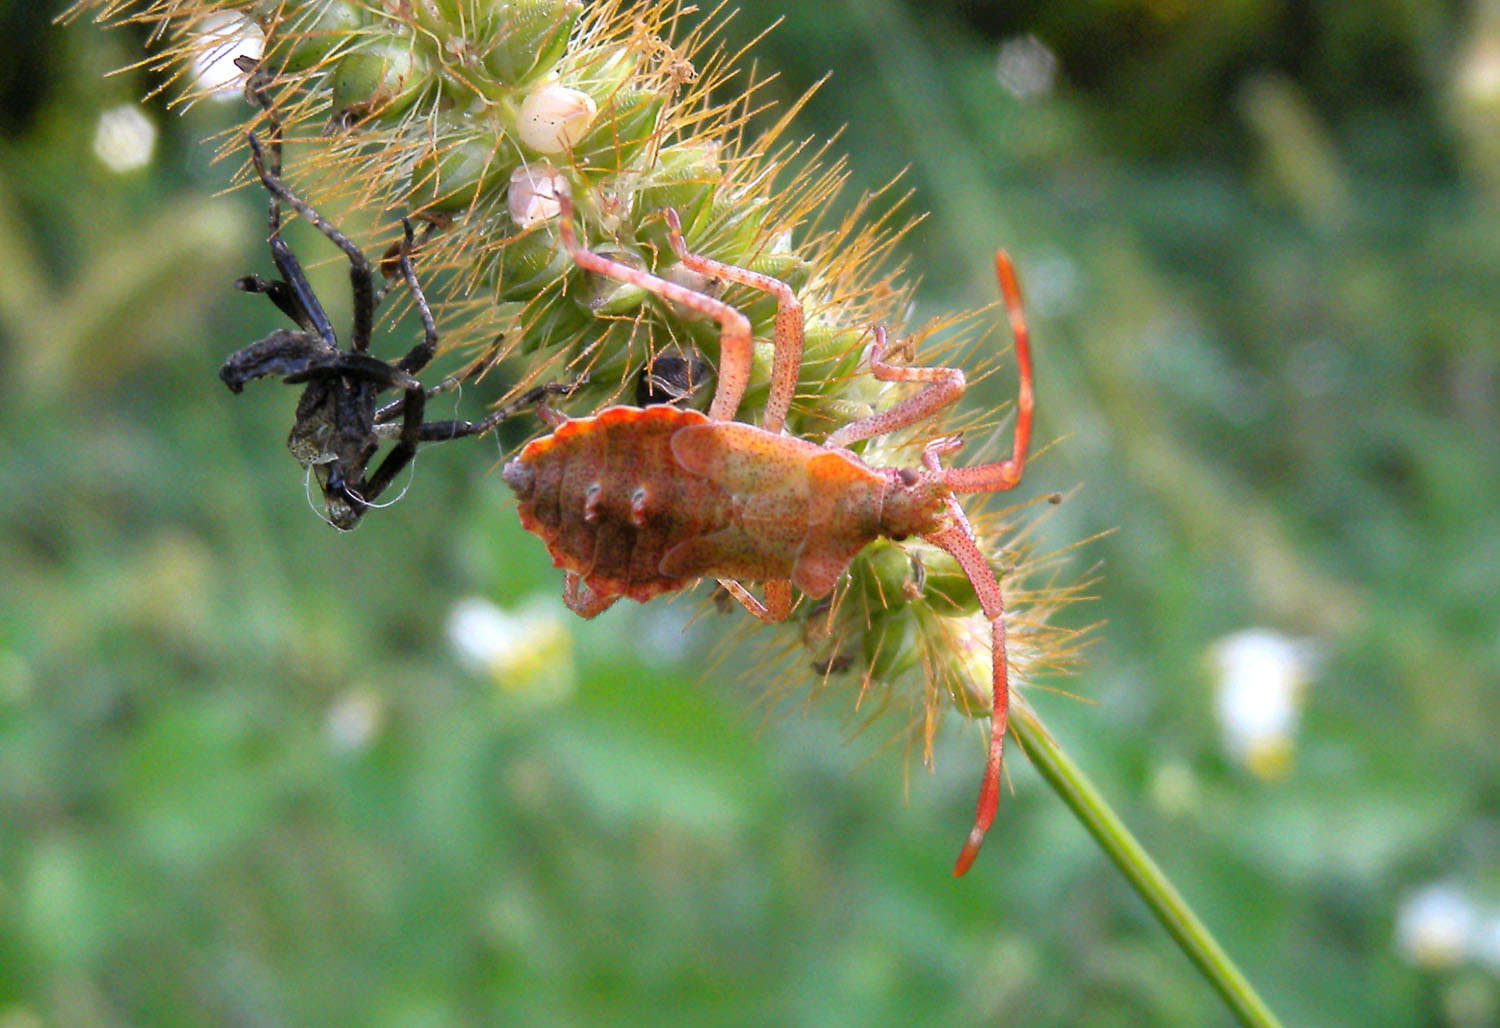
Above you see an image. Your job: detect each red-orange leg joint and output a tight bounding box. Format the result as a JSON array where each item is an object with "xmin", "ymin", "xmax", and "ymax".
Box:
[
  {"xmin": 553, "ymin": 196, "xmax": 754, "ymax": 424},
  {"xmin": 824, "ymin": 326, "xmax": 967, "ymax": 451},
  {"xmin": 662, "ymin": 208, "xmax": 805, "ymax": 435}
]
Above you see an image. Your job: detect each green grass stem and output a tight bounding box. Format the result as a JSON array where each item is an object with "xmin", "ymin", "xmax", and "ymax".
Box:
[{"xmin": 1010, "ymin": 707, "xmax": 1285, "ymax": 1028}]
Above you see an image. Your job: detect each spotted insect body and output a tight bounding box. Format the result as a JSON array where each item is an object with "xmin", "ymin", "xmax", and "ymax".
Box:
[
  {"xmin": 506, "ymin": 404, "xmax": 730, "ymax": 605},
  {"xmin": 502, "ymin": 405, "xmax": 948, "ymax": 607}
]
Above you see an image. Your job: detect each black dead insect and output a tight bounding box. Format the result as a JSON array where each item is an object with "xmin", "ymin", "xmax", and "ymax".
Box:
[
  {"xmin": 635, "ymin": 346, "xmax": 710, "ymax": 408},
  {"xmin": 220, "ymin": 61, "xmax": 551, "ymax": 529}
]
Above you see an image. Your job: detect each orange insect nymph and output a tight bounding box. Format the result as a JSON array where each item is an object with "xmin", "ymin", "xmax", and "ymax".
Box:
[{"xmin": 504, "ymin": 252, "xmax": 1035, "ymax": 877}]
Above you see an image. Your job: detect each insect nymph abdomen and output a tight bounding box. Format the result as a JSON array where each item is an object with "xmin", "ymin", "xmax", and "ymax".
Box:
[{"xmin": 504, "ymin": 405, "xmax": 736, "ymax": 604}]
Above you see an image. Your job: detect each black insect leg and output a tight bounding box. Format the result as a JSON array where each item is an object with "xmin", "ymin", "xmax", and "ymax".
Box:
[
  {"xmin": 245, "ymin": 133, "xmax": 375, "ymax": 353},
  {"xmin": 235, "ymin": 62, "xmax": 338, "ymax": 345},
  {"xmin": 412, "ymin": 377, "xmax": 592, "ymax": 443},
  {"xmin": 219, "ymin": 328, "xmax": 330, "ymax": 394},
  {"xmin": 362, "ymin": 370, "xmax": 592, "ymax": 502},
  {"xmin": 392, "ymin": 219, "xmax": 439, "ymax": 376},
  {"xmin": 353, "ymin": 217, "xmax": 440, "ymax": 504}
]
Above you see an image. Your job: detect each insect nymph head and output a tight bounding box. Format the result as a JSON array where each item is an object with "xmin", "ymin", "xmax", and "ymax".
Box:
[{"xmin": 878, "ymin": 466, "xmax": 951, "ymax": 541}]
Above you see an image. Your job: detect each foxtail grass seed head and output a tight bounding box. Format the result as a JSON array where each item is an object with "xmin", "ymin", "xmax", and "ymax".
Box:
[
  {"xmin": 77, "ymin": 0, "xmax": 1091, "ymax": 864},
  {"xmin": 259, "ymin": 1, "xmax": 363, "ymax": 75},
  {"xmin": 478, "ymin": 1, "xmax": 583, "ymax": 88},
  {"xmin": 329, "ymin": 36, "xmax": 430, "ymax": 125}
]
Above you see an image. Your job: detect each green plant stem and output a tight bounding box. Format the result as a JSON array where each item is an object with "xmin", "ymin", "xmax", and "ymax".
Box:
[{"xmin": 1009, "ymin": 707, "xmax": 1284, "ymax": 1028}]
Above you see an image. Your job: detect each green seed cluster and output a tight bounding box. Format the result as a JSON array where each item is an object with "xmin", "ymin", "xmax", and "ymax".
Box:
[{"xmin": 238, "ymin": 0, "xmax": 886, "ymax": 434}]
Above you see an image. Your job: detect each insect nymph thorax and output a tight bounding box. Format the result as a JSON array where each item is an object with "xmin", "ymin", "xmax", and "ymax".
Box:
[{"xmin": 876, "ymin": 467, "xmax": 952, "ymax": 541}]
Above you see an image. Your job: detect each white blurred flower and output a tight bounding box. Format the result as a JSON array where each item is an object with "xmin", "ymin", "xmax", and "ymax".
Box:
[
  {"xmin": 92, "ymin": 105, "xmax": 157, "ymax": 174},
  {"xmin": 1397, "ymin": 884, "xmax": 1480, "ymax": 971},
  {"xmin": 1457, "ymin": 30, "xmax": 1500, "ymax": 105},
  {"xmin": 517, "ymin": 84, "xmax": 597, "ymax": 154},
  {"xmin": 191, "ymin": 12, "xmax": 264, "ymax": 100},
  {"xmin": 325, "ymin": 687, "xmax": 384, "ymax": 752},
  {"xmin": 1474, "ymin": 912, "xmax": 1500, "ymax": 974},
  {"xmin": 1209, "ymin": 628, "xmax": 1315, "ymax": 781},
  {"xmin": 995, "ymin": 34, "xmax": 1058, "ymax": 102},
  {"xmin": 447, "ymin": 596, "xmax": 575, "ymax": 704}
]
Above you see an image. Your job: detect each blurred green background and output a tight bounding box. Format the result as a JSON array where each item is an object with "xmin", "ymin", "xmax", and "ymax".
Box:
[{"xmin": 5, "ymin": 0, "xmax": 1500, "ymax": 1024}]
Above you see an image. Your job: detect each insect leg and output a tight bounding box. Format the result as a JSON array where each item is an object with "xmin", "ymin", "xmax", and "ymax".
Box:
[
  {"xmin": 246, "ymin": 132, "xmax": 376, "ymax": 354},
  {"xmin": 235, "ymin": 63, "xmax": 338, "ymax": 346},
  {"xmin": 392, "ymin": 218, "xmax": 439, "ymax": 375},
  {"xmin": 399, "ymin": 375, "xmax": 589, "ymax": 441},
  {"xmin": 341, "ymin": 218, "xmax": 441, "ymax": 503},
  {"xmin": 717, "ymin": 578, "xmax": 792, "ymax": 624},
  {"xmin": 939, "ymin": 252, "xmax": 1033, "ymax": 493},
  {"xmin": 823, "ymin": 324, "xmax": 966, "ymax": 449},
  {"xmin": 554, "ymin": 196, "xmax": 754, "ymax": 423},
  {"xmin": 663, "ymin": 208, "xmax": 803, "ymax": 434},
  {"xmin": 825, "ymin": 253, "xmax": 1031, "ymax": 467},
  {"xmin": 923, "ymin": 503, "xmax": 1009, "ymax": 877},
  {"xmin": 219, "ymin": 327, "xmax": 333, "ymax": 393},
  {"xmin": 357, "ymin": 379, "xmax": 426, "ymax": 505}
]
